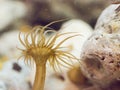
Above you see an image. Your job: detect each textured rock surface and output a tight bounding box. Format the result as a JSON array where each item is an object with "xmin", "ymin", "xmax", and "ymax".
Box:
[{"xmin": 80, "ymin": 4, "xmax": 120, "ymax": 89}]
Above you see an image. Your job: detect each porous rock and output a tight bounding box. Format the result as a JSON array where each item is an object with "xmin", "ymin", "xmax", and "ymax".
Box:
[{"xmin": 80, "ymin": 4, "xmax": 120, "ymax": 89}]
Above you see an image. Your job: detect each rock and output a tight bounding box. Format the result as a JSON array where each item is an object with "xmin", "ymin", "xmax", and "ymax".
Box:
[
  {"xmin": 0, "ymin": 59, "xmax": 32, "ymax": 90},
  {"xmin": 0, "ymin": 30, "xmax": 23, "ymax": 58},
  {"xmin": 57, "ymin": 19, "xmax": 93, "ymax": 59},
  {"xmin": 80, "ymin": 4, "xmax": 120, "ymax": 89},
  {"xmin": 0, "ymin": 0, "xmax": 27, "ymax": 31}
]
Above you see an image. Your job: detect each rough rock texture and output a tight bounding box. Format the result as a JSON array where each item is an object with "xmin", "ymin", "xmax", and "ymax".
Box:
[{"xmin": 80, "ymin": 4, "xmax": 120, "ymax": 89}]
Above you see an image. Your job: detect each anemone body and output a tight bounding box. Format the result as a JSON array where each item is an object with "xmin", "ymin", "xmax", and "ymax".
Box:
[{"xmin": 18, "ymin": 24, "xmax": 80, "ymax": 90}]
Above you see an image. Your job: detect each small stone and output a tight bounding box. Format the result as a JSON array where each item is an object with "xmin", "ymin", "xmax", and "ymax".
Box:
[{"xmin": 12, "ymin": 63, "xmax": 22, "ymax": 72}]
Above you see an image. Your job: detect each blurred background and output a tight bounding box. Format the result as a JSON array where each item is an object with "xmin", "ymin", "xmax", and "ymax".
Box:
[
  {"xmin": 0, "ymin": 0, "xmax": 110, "ymax": 63},
  {"xmin": 0, "ymin": 0, "xmax": 109, "ymax": 32},
  {"xmin": 0, "ymin": 0, "xmax": 111, "ymax": 90}
]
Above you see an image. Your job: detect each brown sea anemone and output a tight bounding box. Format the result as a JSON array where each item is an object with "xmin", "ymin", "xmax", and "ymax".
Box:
[{"xmin": 18, "ymin": 20, "xmax": 80, "ymax": 90}]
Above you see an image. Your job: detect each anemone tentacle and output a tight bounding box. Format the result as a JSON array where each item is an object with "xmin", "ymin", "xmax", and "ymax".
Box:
[{"xmin": 18, "ymin": 21, "xmax": 80, "ymax": 90}]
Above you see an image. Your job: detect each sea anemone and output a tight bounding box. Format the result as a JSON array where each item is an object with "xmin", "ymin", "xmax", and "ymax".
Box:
[{"xmin": 18, "ymin": 20, "xmax": 80, "ymax": 90}]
